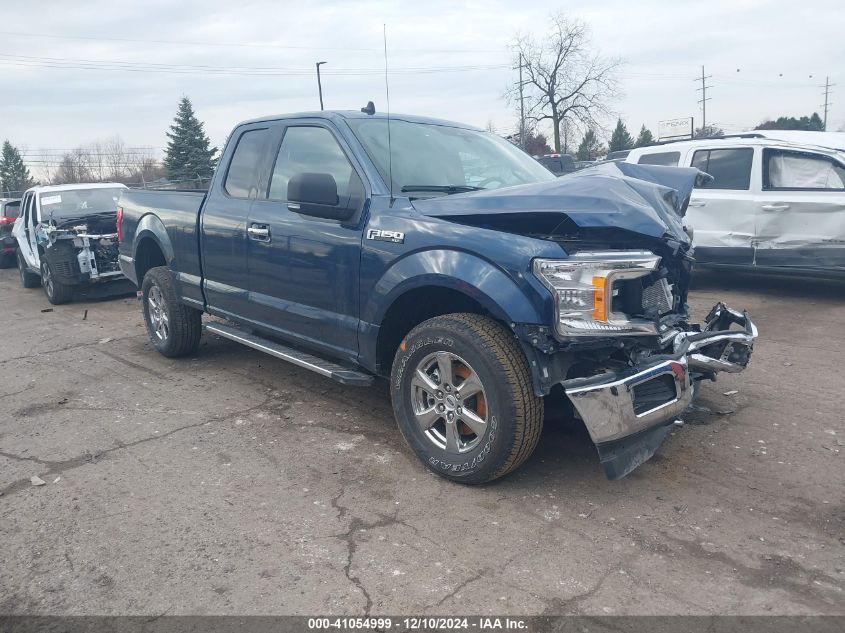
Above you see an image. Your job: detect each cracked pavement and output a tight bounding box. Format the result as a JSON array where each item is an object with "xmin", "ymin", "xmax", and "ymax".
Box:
[{"xmin": 0, "ymin": 268, "xmax": 843, "ymax": 615}]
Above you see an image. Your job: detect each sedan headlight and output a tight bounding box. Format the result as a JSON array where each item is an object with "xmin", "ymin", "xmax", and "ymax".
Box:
[{"xmin": 533, "ymin": 251, "xmax": 661, "ymax": 338}]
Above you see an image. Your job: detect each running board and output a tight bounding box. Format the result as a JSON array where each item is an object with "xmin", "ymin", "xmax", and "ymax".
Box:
[{"xmin": 204, "ymin": 322, "xmax": 374, "ymax": 387}]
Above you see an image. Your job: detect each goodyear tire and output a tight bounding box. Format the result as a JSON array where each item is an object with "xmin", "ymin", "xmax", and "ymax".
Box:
[
  {"xmin": 391, "ymin": 313, "xmax": 543, "ymax": 484},
  {"xmin": 141, "ymin": 266, "xmax": 202, "ymax": 358},
  {"xmin": 41, "ymin": 260, "xmax": 74, "ymax": 305}
]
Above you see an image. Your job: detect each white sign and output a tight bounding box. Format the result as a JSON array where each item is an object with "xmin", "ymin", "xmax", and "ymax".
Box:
[
  {"xmin": 658, "ymin": 118, "xmax": 693, "ymax": 140},
  {"xmin": 41, "ymin": 195, "xmax": 62, "ymax": 205}
]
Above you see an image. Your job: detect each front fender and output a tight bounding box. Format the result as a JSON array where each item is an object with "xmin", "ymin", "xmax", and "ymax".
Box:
[{"xmin": 363, "ymin": 248, "xmax": 546, "ymax": 327}]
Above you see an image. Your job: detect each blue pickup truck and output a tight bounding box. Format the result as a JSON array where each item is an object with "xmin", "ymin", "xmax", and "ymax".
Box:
[{"xmin": 117, "ymin": 108, "xmax": 757, "ymax": 483}]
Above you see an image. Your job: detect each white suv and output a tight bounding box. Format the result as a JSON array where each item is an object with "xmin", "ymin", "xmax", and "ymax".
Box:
[{"xmin": 626, "ymin": 135, "xmax": 845, "ymax": 273}]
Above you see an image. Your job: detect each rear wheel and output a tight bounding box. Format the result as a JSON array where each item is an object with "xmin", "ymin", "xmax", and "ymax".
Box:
[
  {"xmin": 390, "ymin": 313, "xmax": 543, "ymax": 484},
  {"xmin": 18, "ymin": 251, "xmax": 40, "ymax": 288},
  {"xmin": 141, "ymin": 266, "xmax": 202, "ymax": 358},
  {"xmin": 0, "ymin": 250, "xmax": 15, "ymax": 269},
  {"xmin": 41, "ymin": 260, "xmax": 74, "ymax": 304}
]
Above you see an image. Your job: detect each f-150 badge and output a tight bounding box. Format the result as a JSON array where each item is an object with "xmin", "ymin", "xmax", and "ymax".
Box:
[{"xmin": 367, "ymin": 229, "xmax": 405, "ymax": 244}]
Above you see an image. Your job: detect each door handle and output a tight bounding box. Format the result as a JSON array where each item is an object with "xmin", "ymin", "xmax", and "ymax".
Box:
[
  {"xmin": 761, "ymin": 203, "xmax": 790, "ymax": 212},
  {"xmin": 247, "ymin": 224, "xmax": 271, "ymax": 241},
  {"xmin": 688, "ymin": 200, "xmax": 706, "ymax": 207}
]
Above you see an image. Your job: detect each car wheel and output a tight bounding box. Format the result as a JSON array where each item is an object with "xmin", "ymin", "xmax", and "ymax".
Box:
[
  {"xmin": 41, "ymin": 260, "xmax": 74, "ymax": 304},
  {"xmin": 390, "ymin": 313, "xmax": 543, "ymax": 484},
  {"xmin": 18, "ymin": 251, "xmax": 41, "ymax": 288},
  {"xmin": 141, "ymin": 266, "xmax": 202, "ymax": 358}
]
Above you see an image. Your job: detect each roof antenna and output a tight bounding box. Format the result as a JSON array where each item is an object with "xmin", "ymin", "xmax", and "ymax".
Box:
[{"xmin": 383, "ymin": 23, "xmax": 394, "ymax": 204}]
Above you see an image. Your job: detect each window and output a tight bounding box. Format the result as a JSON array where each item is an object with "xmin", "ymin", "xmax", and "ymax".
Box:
[
  {"xmin": 2, "ymin": 201, "xmax": 20, "ymax": 218},
  {"xmin": 268, "ymin": 126, "xmax": 361, "ymax": 201},
  {"xmin": 224, "ymin": 129, "xmax": 269, "ymax": 198},
  {"xmin": 38, "ymin": 188, "xmax": 124, "ymax": 220},
  {"xmin": 691, "ymin": 148, "xmax": 753, "ymax": 190},
  {"xmin": 763, "ymin": 149, "xmax": 845, "ymax": 190},
  {"xmin": 637, "ymin": 151, "xmax": 680, "ymax": 167},
  {"xmin": 347, "ymin": 118, "xmax": 554, "ymax": 194}
]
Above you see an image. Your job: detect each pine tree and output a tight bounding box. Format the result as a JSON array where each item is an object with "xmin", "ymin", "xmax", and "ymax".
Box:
[
  {"xmin": 634, "ymin": 125, "xmax": 655, "ymax": 148},
  {"xmin": 0, "ymin": 140, "xmax": 34, "ymax": 195},
  {"xmin": 576, "ymin": 130, "xmax": 604, "ymax": 161},
  {"xmin": 608, "ymin": 119, "xmax": 634, "ymax": 152},
  {"xmin": 163, "ymin": 97, "xmax": 218, "ymax": 186}
]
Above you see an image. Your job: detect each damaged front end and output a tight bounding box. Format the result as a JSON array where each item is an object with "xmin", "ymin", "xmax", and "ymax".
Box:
[
  {"xmin": 561, "ymin": 303, "xmax": 756, "ymax": 479},
  {"xmin": 36, "ymin": 216, "xmax": 123, "ymax": 286},
  {"xmin": 415, "ymin": 162, "xmax": 758, "ymax": 480}
]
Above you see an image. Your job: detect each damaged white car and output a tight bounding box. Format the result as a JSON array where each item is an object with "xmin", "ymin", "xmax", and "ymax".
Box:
[
  {"xmin": 627, "ymin": 135, "xmax": 845, "ymax": 274},
  {"xmin": 13, "ymin": 183, "xmax": 127, "ymax": 304}
]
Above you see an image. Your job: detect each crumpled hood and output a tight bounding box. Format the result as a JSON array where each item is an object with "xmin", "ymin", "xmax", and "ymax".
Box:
[{"xmin": 413, "ymin": 162, "xmax": 708, "ymax": 245}]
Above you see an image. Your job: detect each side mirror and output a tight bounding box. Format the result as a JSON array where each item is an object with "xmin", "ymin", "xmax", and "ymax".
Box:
[{"xmin": 287, "ymin": 172, "xmax": 354, "ymax": 221}]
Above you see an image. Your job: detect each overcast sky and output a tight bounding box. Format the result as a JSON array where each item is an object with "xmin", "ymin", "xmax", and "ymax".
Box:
[{"xmin": 1, "ymin": 0, "xmax": 842, "ymax": 176}]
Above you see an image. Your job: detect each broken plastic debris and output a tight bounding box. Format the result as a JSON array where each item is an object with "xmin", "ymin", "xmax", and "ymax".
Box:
[
  {"xmin": 53, "ymin": 477, "xmax": 61, "ymax": 483},
  {"xmin": 31, "ymin": 476, "xmax": 46, "ymax": 486},
  {"xmin": 723, "ymin": 390, "xmax": 739, "ymax": 396},
  {"xmin": 98, "ymin": 337, "xmax": 113, "ymax": 344},
  {"xmin": 40, "ymin": 308, "xmax": 53, "ymax": 313}
]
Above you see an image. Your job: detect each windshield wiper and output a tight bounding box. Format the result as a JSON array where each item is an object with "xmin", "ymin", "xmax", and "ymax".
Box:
[{"xmin": 400, "ymin": 184, "xmax": 484, "ymax": 194}]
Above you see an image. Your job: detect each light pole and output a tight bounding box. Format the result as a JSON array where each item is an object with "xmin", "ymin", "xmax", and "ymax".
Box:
[{"xmin": 316, "ymin": 61, "xmax": 327, "ymax": 110}]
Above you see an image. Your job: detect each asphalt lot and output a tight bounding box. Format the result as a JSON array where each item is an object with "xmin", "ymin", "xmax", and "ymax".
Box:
[{"xmin": 0, "ymin": 266, "xmax": 843, "ymax": 616}]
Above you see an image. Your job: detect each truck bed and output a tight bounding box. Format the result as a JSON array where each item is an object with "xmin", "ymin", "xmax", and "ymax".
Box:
[{"xmin": 117, "ymin": 188, "xmax": 206, "ymax": 301}]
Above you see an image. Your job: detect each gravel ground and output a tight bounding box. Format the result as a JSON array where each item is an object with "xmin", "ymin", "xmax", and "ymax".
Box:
[{"xmin": 0, "ymin": 267, "xmax": 842, "ymax": 616}]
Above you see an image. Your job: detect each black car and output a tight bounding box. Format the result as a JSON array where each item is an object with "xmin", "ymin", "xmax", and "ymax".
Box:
[{"xmin": 0, "ymin": 198, "xmax": 21, "ymax": 267}]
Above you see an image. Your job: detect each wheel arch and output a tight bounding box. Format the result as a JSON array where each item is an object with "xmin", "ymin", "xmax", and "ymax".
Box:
[
  {"xmin": 132, "ymin": 214, "xmax": 173, "ymax": 284},
  {"xmin": 365, "ymin": 250, "xmax": 545, "ymax": 375}
]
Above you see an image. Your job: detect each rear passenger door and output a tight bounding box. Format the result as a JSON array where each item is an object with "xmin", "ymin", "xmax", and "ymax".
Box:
[
  {"xmin": 200, "ymin": 125, "xmax": 272, "ymax": 319},
  {"xmin": 246, "ymin": 121, "xmax": 368, "ymax": 363},
  {"xmin": 755, "ymin": 147, "xmax": 845, "ymax": 270},
  {"xmin": 687, "ymin": 146, "xmax": 757, "ymax": 265}
]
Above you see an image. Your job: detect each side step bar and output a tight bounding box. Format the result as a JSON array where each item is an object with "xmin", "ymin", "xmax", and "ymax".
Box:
[{"xmin": 204, "ymin": 322, "xmax": 374, "ymax": 387}]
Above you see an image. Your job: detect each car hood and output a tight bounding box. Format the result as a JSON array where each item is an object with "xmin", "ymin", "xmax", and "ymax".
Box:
[{"xmin": 412, "ymin": 162, "xmax": 709, "ymax": 245}]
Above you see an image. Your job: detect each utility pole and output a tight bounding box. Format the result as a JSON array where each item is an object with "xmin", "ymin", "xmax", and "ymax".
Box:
[
  {"xmin": 315, "ymin": 61, "xmax": 327, "ymax": 110},
  {"xmin": 694, "ymin": 65, "xmax": 713, "ymax": 132},
  {"xmin": 820, "ymin": 76, "xmax": 835, "ymax": 131},
  {"xmin": 518, "ymin": 53, "xmax": 525, "ymax": 150}
]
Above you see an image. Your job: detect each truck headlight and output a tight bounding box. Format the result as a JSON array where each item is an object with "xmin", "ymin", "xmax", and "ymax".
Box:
[{"xmin": 533, "ymin": 251, "xmax": 661, "ymax": 337}]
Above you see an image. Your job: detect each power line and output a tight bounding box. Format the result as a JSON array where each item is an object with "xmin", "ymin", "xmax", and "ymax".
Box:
[
  {"xmin": 0, "ymin": 53, "xmax": 510, "ymax": 76},
  {"xmin": 0, "ymin": 30, "xmax": 507, "ymax": 54},
  {"xmin": 694, "ymin": 65, "xmax": 713, "ymax": 129},
  {"xmin": 820, "ymin": 76, "xmax": 835, "ymax": 131}
]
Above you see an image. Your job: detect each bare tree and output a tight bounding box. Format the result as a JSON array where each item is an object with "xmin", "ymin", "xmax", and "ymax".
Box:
[
  {"xmin": 510, "ymin": 14, "xmax": 621, "ymax": 153},
  {"xmin": 104, "ymin": 135, "xmax": 128, "ymax": 180},
  {"xmin": 53, "ymin": 150, "xmax": 92, "ymax": 184}
]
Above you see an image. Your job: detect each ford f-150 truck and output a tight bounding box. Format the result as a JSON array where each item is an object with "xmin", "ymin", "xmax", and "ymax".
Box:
[{"xmin": 117, "ymin": 109, "xmax": 757, "ymax": 484}]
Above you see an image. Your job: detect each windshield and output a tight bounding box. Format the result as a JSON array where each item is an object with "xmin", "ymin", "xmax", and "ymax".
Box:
[
  {"xmin": 39, "ymin": 188, "xmax": 124, "ymax": 220},
  {"xmin": 347, "ymin": 118, "xmax": 555, "ymax": 195}
]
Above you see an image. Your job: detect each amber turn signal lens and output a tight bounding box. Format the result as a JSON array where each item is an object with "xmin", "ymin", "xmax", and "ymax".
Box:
[{"xmin": 591, "ymin": 276, "xmax": 608, "ymax": 321}]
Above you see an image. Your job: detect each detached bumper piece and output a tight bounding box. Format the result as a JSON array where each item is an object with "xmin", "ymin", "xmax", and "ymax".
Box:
[{"xmin": 562, "ymin": 302, "xmax": 757, "ymax": 480}]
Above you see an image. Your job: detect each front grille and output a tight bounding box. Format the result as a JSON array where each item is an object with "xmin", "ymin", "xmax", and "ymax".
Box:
[
  {"xmin": 632, "ymin": 374, "xmax": 677, "ymax": 415},
  {"xmin": 641, "ymin": 278, "xmax": 674, "ymax": 315},
  {"xmin": 52, "ymin": 260, "xmax": 77, "ymax": 278}
]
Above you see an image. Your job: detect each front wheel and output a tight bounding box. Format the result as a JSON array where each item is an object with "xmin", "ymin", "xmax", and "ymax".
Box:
[
  {"xmin": 390, "ymin": 313, "xmax": 543, "ymax": 484},
  {"xmin": 141, "ymin": 266, "xmax": 202, "ymax": 358},
  {"xmin": 41, "ymin": 260, "xmax": 74, "ymax": 304},
  {"xmin": 18, "ymin": 251, "xmax": 40, "ymax": 288}
]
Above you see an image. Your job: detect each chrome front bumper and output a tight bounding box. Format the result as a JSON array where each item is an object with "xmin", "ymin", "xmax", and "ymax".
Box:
[{"xmin": 561, "ymin": 303, "xmax": 757, "ymax": 479}]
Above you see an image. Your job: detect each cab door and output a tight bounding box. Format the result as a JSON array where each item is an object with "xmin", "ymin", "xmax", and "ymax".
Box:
[
  {"xmin": 755, "ymin": 147, "xmax": 845, "ymax": 270},
  {"xmin": 686, "ymin": 146, "xmax": 757, "ymax": 265},
  {"xmin": 200, "ymin": 125, "xmax": 272, "ymax": 319},
  {"xmin": 246, "ymin": 121, "xmax": 368, "ymax": 363},
  {"xmin": 14, "ymin": 192, "xmax": 38, "ymax": 269}
]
